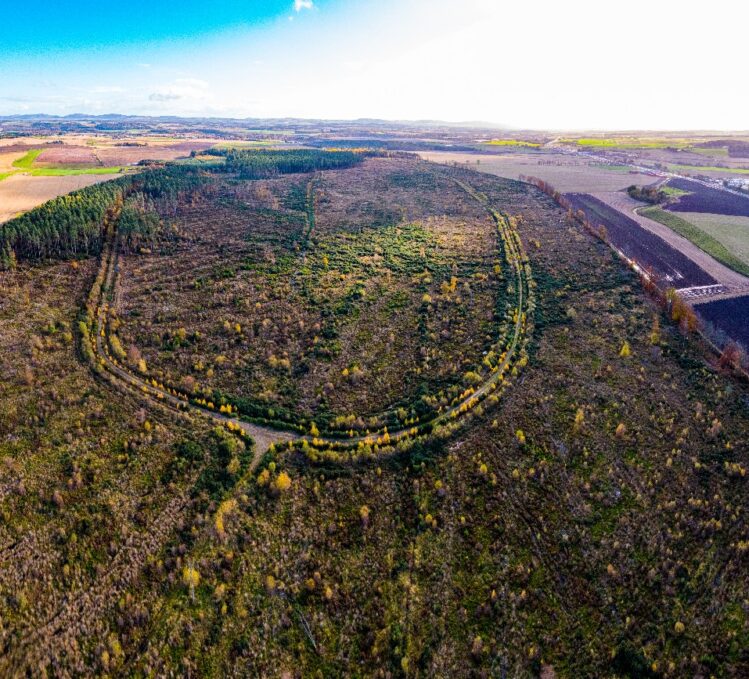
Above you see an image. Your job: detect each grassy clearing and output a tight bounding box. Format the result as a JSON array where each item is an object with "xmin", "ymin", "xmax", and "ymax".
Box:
[
  {"xmin": 175, "ymin": 155, "xmax": 227, "ymax": 167},
  {"xmin": 0, "ymin": 171, "xmax": 14, "ymax": 182},
  {"xmin": 640, "ymin": 206, "xmax": 749, "ymax": 276},
  {"xmin": 12, "ymin": 149, "xmax": 43, "ymax": 170}
]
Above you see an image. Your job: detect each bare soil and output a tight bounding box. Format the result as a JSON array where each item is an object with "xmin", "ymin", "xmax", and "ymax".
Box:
[
  {"xmin": 0, "ymin": 173, "xmax": 116, "ymax": 223},
  {"xmin": 592, "ymin": 191, "xmax": 749, "ymax": 290}
]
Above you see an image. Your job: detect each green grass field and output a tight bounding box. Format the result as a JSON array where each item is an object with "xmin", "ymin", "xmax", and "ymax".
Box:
[
  {"xmin": 677, "ymin": 212, "xmax": 749, "ymax": 269},
  {"xmin": 667, "ymin": 163, "xmax": 749, "ymax": 175},
  {"xmin": 12, "ymin": 149, "xmax": 44, "ymax": 169},
  {"xmin": 28, "ymin": 166, "xmax": 126, "ymax": 176},
  {"xmin": 7, "ymin": 149, "xmax": 127, "ymax": 178},
  {"xmin": 640, "ymin": 206, "xmax": 749, "ymax": 276}
]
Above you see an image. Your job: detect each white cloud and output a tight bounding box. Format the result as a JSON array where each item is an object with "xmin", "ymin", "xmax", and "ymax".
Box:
[
  {"xmin": 149, "ymin": 92, "xmax": 181, "ymax": 102},
  {"xmin": 293, "ymin": 0, "xmax": 313, "ymax": 12},
  {"xmin": 175, "ymin": 78, "xmax": 209, "ymax": 88},
  {"xmin": 148, "ymin": 78, "xmax": 210, "ymax": 106}
]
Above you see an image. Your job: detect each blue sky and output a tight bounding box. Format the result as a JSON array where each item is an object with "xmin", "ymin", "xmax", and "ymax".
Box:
[
  {"xmin": 2, "ymin": 0, "xmax": 748, "ymax": 129},
  {"xmin": 3, "ymin": 1, "xmax": 306, "ymax": 51}
]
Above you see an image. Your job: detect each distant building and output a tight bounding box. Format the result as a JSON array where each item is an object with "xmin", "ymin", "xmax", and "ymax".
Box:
[{"xmin": 724, "ymin": 177, "xmax": 749, "ymax": 192}]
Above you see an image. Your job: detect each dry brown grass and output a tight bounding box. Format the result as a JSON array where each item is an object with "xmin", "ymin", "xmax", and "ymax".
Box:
[{"xmin": 0, "ymin": 150, "xmax": 26, "ymax": 174}]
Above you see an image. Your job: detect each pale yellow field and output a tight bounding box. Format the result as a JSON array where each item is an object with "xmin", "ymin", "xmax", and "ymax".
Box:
[
  {"xmin": 419, "ymin": 151, "xmax": 659, "ymax": 193},
  {"xmin": 0, "ymin": 151, "xmax": 26, "ymax": 174},
  {"xmin": 0, "ymin": 173, "xmax": 116, "ymax": 223}
]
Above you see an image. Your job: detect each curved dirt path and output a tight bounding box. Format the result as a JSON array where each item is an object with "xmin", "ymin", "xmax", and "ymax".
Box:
[
  {"xmin": 90, "ymin": 176, "xmax": 533, "ymax": 453},
  {"xmin": 0, "ymin": 175, "xmax": 534, "ymax": 676}
]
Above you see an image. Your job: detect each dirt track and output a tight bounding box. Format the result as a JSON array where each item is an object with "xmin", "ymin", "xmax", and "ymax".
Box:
[{"xmin": 592, "ymin": 190, "xmax": 749, "ymax": 297}]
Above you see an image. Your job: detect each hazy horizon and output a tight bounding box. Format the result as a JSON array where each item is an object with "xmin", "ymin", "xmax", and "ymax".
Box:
[{"xmin": 3, "ymin": 111, "xmax": 749, "ymax": 136}]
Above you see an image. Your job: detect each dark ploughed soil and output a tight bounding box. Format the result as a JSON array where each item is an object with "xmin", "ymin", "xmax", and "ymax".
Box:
[
  {"xmin": 696, "ymin": 293, "xmax": 749, "ymax": 349},
  {"xmin": 667, "ymin": 178, "xmax": 749, "ymax": 217},
  {"xmin": 566, "ymin": 192, "xmax": 715, "ymax": 287}
]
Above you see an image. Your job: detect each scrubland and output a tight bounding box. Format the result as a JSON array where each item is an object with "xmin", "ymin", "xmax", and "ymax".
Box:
[{"xmin": 0, "ymin": 150, "xmax": 747, "ymax": 677}]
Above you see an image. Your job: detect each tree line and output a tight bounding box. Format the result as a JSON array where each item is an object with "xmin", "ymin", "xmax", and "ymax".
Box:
[
  {"xmin": 1, "ymin": 151, "xmax": 369, "ymax": 268},
  {"xmin": 202, "ymin": 148, "xmax": 365, "ymax": 179},
  {"xmin": 627, "ymin": 184, "xmax": 667, "ymax": 205},
  {"xmin": 0, "ymin": 165, "xmax": 211, "ymax": 267}
]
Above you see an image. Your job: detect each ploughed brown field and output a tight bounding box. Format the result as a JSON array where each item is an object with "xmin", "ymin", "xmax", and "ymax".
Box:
[
  {"xmin": 0, "ymin": 173, "xmax": 116, "ymax": 223},
  {"xmin": 564, "ymin": 192, "xmax": 716, "ymax": 288},
  {"xmin": 419, "ymin": 151, "xmax": 658, "ymax": 193}
]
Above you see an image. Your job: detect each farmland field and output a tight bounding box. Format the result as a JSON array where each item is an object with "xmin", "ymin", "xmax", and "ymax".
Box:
[
  {"xmin": 0, "ymin": 154, "xmax": 22, "ymax": 181},
  {"xmin": 696, "ymin": 294, "xmax": 749, "ymax": 348},
  {"xmin": 0, "ymin": 173, "xmax": 117, "ymax": 223},
  {"xmin": 0, "ymin": 137, "xmax": 215, "ymax": 222},
  {"xmin": 639, "ymin": 207, "xmax": 749, "ymax": 277},
  {"xmin": 667, "ymin": 163, "xmax": 749, "ymax": 177},
  {"xmin": 12, "ymin": 149, "xmax": 43, "ymax": 170},
  {"xmin": 678, "ymin": 212, "xmax": 749, "ymax": 267},
  {"xmin": 666, "ymin": 178, "xmax": 749, "ymax": 217},
  {"xmin": 588, "ymin": 191, "xmax": 749, "ymax": 288},
  {"xmin": 419, "ymin": 151, "xmax": 658, "ymax": 192},
  {"xmin": 565, "ymin": 193, "xmax": 716, "ymax": 287},
  {"xmin": 94, "ymin": 140, "xmax": 211, "ymax": 165},
  {"xmin": 36, "ymin": 145, "xmax": 100, "ymax": 166}
]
